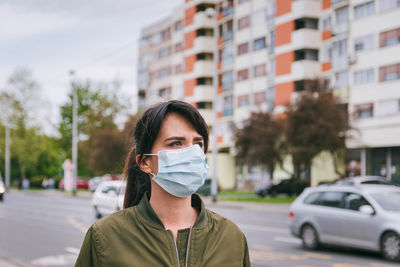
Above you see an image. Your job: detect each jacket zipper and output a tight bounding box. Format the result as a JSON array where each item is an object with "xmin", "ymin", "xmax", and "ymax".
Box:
[
  {"xmin": 171, "ymin": 231, "xmax": 180, "ymax": 267},
  {"xmin": 185, "ymin": 228, "xmax": 192, "ymax": 267}
]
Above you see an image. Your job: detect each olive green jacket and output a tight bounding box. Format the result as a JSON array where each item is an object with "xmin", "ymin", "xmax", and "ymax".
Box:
[{"xmin": 75, "ymin": 194, "xmax": 250, "ymax": 267}]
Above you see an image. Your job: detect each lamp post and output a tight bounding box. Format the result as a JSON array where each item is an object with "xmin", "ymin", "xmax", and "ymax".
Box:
[
  {"xmin": 70, "ymin": 70, "xmax": 78, "ymax": 197},
  {"xmin": 5, "ymin": 124, "xmax": 10, "ymax": 192},
  {"xmin": 206, "ymin": 7, "xmax": 219, "ymax": 203}
]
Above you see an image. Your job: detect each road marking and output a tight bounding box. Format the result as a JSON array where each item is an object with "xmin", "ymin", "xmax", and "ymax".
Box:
[
  {"xmin": 274, "ymin": 236, "xmax": 302, "ymax": 245},
  {"xmin": 238, "ymin": 224, "xmax": 289, "ymax": 234},
  {"xmin": 67, "ymin": 216, "xmax": 88, "ymax": 233},
  {"xmin": 30, "ymin": 255, "xmax": 77, "ymax": 266}
]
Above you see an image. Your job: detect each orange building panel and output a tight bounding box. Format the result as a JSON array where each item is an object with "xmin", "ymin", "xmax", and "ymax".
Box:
[
  {"xmin": 185, "ymin": 6, "xmax": 196, "ymax": 26},
  {"xmin": 275, "ymin": 82, "xmax": 294, "ymax": 106},
  {"xmin": 218, "ymin": 61, "xmax": 222, "ymax": 70},
  {"xmin": 217, "ymin": 13, "xmax": 223, "ymax": 21},
  {"xmin": 276, "ymin": 51, "xmax": 294, "ymax": 76},
  {"xmin": 276, "ymin": 20, "xmax": 294, "ymax": 46},
  {"xmin": 218, "ymin": 37, "xmax": 223, "ymax": 46},
  {"xmin": 184, "ymin": 79, "xmax": 197, "ymax": 97},
  {"xmin": 322, "ymin": 0, "xmax": 331, "ymax": 9},
  {"xmin": 185, "ymin": 55, "xmax": 196, "ymax": 73},
  {"xmin": 217, "ymin": 136, "xmax": 223, "ymax": 143},
  {"xmin": 184, "ymin": 31, "xmax": 196, "ymax": 50},
  {"xmin": 322, "ymin": 30, "xmax": 332, "ymax": 41},
  {"xmin": 322, "ymin": 62, "xmax": 331, "ymax": 71},
  {"xmin": 276, "ymin": 0, "xmax": 292, "ymax": 17},
  {"xmin": 217, "ymin": 112, "xmax": 222, "ymax": 118},
  {"xmin": 218, "ymin": 86, "xmax": 223, "ymax": 94}
]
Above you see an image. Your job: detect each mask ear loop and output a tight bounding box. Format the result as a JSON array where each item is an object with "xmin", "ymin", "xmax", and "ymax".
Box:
[{"xmin": 141, "ymin": 153, "xmax": 157, "ymax": 178}]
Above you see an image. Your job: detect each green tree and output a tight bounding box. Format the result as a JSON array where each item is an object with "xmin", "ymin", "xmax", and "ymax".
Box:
[
  {"xmin": 234, "ymin": 112, "xmax": 285, "ymax": 180},
  {"xmin": 285, "ymin": 79, "xmax": 349, "ymax": 180}
]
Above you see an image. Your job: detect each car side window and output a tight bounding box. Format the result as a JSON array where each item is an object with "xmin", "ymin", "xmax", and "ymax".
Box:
[
  {"xmin": 344, "ymin": 193, "xmax": 370, "ymax": 211},
  {"xmin": 304, "ymin": 192, "xmax": 321, "ymax": 204},
  {"xmin": 318, "ymin": 192, "xmax": 344, "ymax": 208}
]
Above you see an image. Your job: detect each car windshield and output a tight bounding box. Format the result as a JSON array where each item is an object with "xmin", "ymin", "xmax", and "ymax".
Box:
[{"xmin": 370, "ymin": 192, "xmax": 400, "ymax": 211}]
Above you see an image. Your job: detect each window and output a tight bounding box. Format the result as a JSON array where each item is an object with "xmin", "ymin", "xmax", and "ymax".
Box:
[
  {"xmin": 254, "ymin": 92, "xmax": 266, "ymax": 105},
  {"xmin": 159, "ymin": 68, "xmax": 171, "ymax": 78},
  {"xmin": 335, "ymin": 7, "xmax": 349, "ymax": 25},
  {"xmin": 159, "ymin": 48, "xmax": 168, "ymax": 59},
  {"xmin": 268, "ymin": 58, "xmax": 275, "ymax": 80},
  {"xmin": 222, "ymin": 70, "xmax": 233, "ymax": 91},
  {"xmin": 295, "ymin": 49, "xmax": 319, "ymax": 61},
  {"xmin": 269, "ymin": 30, "xmax": 275, "ymax": 54},
  {"xmin": 253, "ymin": 37, "xmax": 266, "ymax": 51},
  {"xmin": 221, "ymin": 43, "xmax": 234, "ymax": 67},
  {"xmin": 334, "ymin": 71, "xmax": 349, "ymax": 88},
  {"xmin": 354, "ymin": 103, "xmax": 374, "ymax": 119},
  {"xmin": 331, "ymin": 38, "xmax": 348, "ymax": 68},
  {"xmin": 175, "ymin": 64, "xmax": 183, "ymax": 74},
  {"xmin": 354, "ymin": 34, "xmax": 375, "ymax": 53},
  {"xmin": 380, "ymin": 28, "xmax": 400, "ymax": 47},
  {"xmin": 318, "ymin": 192, "xmax": 344, "ymax": 208},
  {"xmin": 197, "ymin": 77, "xmax": 213, "ymax": 85},
  {"xmin": 266, "ymin": 2, "xmax": 275, "ymax": 26},
  {"xmin": 175, "ymin": 20, "xmax": 183, "ymax": 31},
  {"xmin": 354, "ymin": 2, "xmax": 375, "ymax": 20},
  {"xmin": 158, "ymin": 87, "xmax": 170, "ymax": 98},
  {"xmin": 380, "ymin": 63, "xmax": 400, "ymax": 81},
  {"xmin": 354, "ymin": 69, "xmax": 374, "ymax": 85},
  {"xmin": 197, "ymin": 101, "xmax": 212, "ymax": 109},
  {"xmin": 238, "ymin": 16, "xmax": 250, "ymax": 30},
  {"xmin": 380, "ymin": 0, "xmax": 400, "ymax": 11},
  {"xmin": 237, "ymin": 95, "xmax": 250, "ymax": 107},
  {"xmin": 223, "ymin": 95, "xmax": 233, "ymax": 116},
  {"xmin": 197, "ymin": 53, "xmax": 213, "ymax": 61},
  {"xmin": 295, "ymin": 18, "xmax": 318, "ymax": 30},
  {"xmin": 344, "ymin": 193, "xmax": 370, "ymax": 211},
  {"xmin": 237, "ymin": 69, "xmax": 249, "ymax": 81},
  {"xmin": 175, "ymin": 42, "xmax": 184, "ymax": 53},
  {"xmin": 237, "ymin": 42, "xmax": 249, "ymax": 55},
  {"xmin": 321, "ymin": 15, "xmax": 331, "ymax": 31},
  {"xmin": 239, "ymin": 0, "xmax": 249, "ymax": 4},
  {"xmin": 304, "ymin": 192, "xmax": 322, "ymax": 205},
  {"xmin": 254, "ymin": 64, "xmax": 266, "ymax": 77},
  {"xmin": 377, "ymin": 99, "xmax": 400, "ymax": 116}
]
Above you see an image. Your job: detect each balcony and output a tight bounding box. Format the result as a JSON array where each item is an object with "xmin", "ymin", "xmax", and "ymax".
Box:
[
  {"xmin": 192, "ymin": 85, "xmax": 214, "ymax": 102},
  {"xmin": 331, "ymin": 0, "xmax": 349, "ymax": 9},
  {"xmin": 194, "ymin": 61, "xmax": 214, "ymax": 76},
  {"xmin": 222, "ymin": 31, "xmax": 233, "ymax": 42},
  {"xmin": 222, "ymin": 6, "xmax": 233, "ymax": 17},
  {"xmin": 194, "ymin": 12, "xmax": 215, "ymax": 29},
  {"xmin": 292, "ymin": 29, "xmax": 321, "ymax": 50},
  {"xmin": 332, "ymin": 23, "xmax": 349, "ymax": 36},
  {"xmin": 194, "ymin": 36, "xmax": 214, "ymax": 53},
  {"xmin": 292, "ymin": 0, "xmax": 321, "ymax": 19},
  {"xmin": 291, "ymin": 60, "xmax": 321, "ymax": 80},
  {"xmin": 198, "ymin": 108, "xmax": 213, "ymax": 124}
]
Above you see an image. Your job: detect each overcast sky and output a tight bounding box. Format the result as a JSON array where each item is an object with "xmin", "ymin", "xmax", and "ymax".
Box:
[{"xmin": 0, "ymin": 0, "xmax": 182, "ymax": 134}]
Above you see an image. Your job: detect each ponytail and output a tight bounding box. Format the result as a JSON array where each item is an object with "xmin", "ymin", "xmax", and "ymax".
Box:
[{"xmin": 123, "ymin": 147, "xmax": 151, "ymax": 208}]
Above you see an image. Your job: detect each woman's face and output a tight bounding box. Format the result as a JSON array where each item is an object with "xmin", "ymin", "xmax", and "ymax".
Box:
[{"xmin": 142, "ymin": 113, "xmax": 205, "ymax": 175}]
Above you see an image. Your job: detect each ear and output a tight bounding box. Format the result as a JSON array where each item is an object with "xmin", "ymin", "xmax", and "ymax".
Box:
[{"xmin": 136, "ymin": 155, "xmax": 152, "ymax": 174}]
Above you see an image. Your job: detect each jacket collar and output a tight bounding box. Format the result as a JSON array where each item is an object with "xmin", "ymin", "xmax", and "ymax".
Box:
[{"xmin": 136, "ymin": 192, "xmax": 208, "ymax": 229}]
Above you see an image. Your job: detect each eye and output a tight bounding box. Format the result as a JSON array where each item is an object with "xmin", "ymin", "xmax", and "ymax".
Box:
[
  {"xmin": 168, "ymin": 141, "xmax": 182, "ymax": 147},
  {"xmin": 195, "ymin": 142, "xmax": 204, "ymax": 148}
]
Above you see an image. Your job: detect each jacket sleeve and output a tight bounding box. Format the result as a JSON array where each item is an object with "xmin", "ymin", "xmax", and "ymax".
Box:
[
  {"xmin": 243, "ymin": 235, "xmax": 251, "ymax": 267},
  {"xmin": 75, "ymin": 226, "xmax": 101, "ymax": 267}
]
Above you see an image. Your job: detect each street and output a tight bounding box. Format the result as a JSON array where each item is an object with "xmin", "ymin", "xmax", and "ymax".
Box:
[{"xmin": 0, "ymin": 190, "xmax": 398, "ymax": 267}]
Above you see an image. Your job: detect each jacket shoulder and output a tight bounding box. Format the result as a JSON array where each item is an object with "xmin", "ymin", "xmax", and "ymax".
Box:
[
  {"xmin": 92, "ymin": 207, "xmax": 137, "ymax": 233},
  {"xmin": 205, "ymin": 209, "xmax": 245, "ymax": 237}
]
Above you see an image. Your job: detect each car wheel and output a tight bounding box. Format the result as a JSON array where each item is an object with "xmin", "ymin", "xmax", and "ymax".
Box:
[
  {"xmin": 301, "ymin": 224, "xmax": 319, "ymax": 250},
  {"xmin": 381, "ymin": 232, "xmax": 400, "ymax": 262},
  {"xmin": 94, "ymin": 206, "xmax": 102, "ymax": 219}
]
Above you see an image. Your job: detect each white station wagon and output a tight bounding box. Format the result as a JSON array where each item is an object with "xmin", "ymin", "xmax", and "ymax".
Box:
[{"xmin": 92, "ymin": 180, "xmax": 125, "ymax": 219}]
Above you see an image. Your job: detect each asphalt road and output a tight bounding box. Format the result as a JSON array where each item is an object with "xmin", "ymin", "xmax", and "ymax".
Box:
[{"xmin": 0, "ymin": 190, "xmax": 398, "ymax": 267}]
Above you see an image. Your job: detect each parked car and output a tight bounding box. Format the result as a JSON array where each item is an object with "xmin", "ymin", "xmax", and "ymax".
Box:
[
  {"xmin": 289, "ymin": 184, "xmax": 400, "ymax": 262},
  {"xmin": 334, "ymin": 176, "xmax": 398, "ymax": 186},
  {"xmin": 256, "ymin": 179, "xmax": 308, "ymax": 197},
  {"xmin": 58, "ymin": 177, "xmax": 89, "ymax": 190},
  {"xmin": 0, "ymin": 178, "xmax": 5, "ymax": 201},
  {"xmin": 89, "ymin": 176, "xmax": 105, "ymax": 192},
  {"xmin": 92, "ymin": 180, "xmax": 125, "ymax": 219}
]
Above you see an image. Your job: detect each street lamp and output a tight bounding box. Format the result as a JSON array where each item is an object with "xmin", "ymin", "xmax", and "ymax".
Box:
[
  {"xmin": 206, "ymin": 7, "xmax": 219, "ymax": 203},
  {"xmin": 70, "ymin": 70, "xmax": 78, "ymax": 197}
]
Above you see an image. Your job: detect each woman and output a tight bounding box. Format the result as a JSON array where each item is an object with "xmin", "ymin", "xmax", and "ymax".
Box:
[{"xmin": 75, "ymin": 100, "xmax": 250, "ymax": 266}]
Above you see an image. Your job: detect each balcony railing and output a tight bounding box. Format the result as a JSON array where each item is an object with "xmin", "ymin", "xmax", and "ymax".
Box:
[
  {"xmin": 222, "ymin": 31, "xmax": 233, "ymax": 41},
  {"xmin": 222, "ymin": 6, "xmax": 233, "ymax": 17}
]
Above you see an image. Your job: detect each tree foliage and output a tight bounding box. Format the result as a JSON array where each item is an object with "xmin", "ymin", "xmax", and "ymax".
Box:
[
  {"xmin": 234, "ymin": 112, "xmax": 285, "ymax": 178},
  {"xmin": 285, "ymin": 79, "xmax": 349, "ymax": 180}
]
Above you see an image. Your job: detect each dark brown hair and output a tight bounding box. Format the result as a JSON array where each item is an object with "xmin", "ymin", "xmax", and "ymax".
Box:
[{"xmin": 123, "ymin": 100, "xmax": 209, "ymax": 208}]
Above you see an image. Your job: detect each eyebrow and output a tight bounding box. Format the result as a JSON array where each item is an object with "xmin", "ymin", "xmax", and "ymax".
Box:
[{"xmin": 164, "ymin": 136, "xmax": 204, "ymax": 142}]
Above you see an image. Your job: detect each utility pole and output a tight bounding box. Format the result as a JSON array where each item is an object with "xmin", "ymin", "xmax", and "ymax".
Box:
[
  {"xmin": 5, "ymin": 124, "xmax": 10, "ymax": 192},
  {"xmin": 70, "ymin": 70, "xmax": 78, "ymax": 196},
  {"xmin": 206, "ymin": 7, "xmax": 219, "ymax": 203}
]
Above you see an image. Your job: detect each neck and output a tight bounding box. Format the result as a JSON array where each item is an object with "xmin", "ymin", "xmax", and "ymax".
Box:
[{"xmin": 149, "ymin": 183, "xmax": 198, "ymax": 229}]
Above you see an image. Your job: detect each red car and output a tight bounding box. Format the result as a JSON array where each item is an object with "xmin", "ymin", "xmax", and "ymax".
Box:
[{"xmin": 59, "ymin": 178, "xmax": 89, "ymax": 190}]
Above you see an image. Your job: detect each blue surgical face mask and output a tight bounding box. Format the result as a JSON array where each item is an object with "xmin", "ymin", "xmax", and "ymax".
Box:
[{"xmin": 144, "ymin": 144, "xmax": 209, "ymax": 197}]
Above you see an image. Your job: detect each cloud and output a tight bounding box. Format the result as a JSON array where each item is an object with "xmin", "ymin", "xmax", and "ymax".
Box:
[{"xmin": 0, "ymin": 2, "xmax": 77, "ymax": 41}]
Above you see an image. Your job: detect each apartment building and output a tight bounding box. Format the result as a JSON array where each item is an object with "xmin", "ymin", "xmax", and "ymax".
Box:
[{"xmin": 137, "ymin": 0, "xmax": 400, "ymax": 188}]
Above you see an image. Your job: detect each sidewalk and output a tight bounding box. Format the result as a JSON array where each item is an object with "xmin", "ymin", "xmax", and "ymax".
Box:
[{"xmin": 0, "ymin": 257, "xmax": 20, "ymax": 267}]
